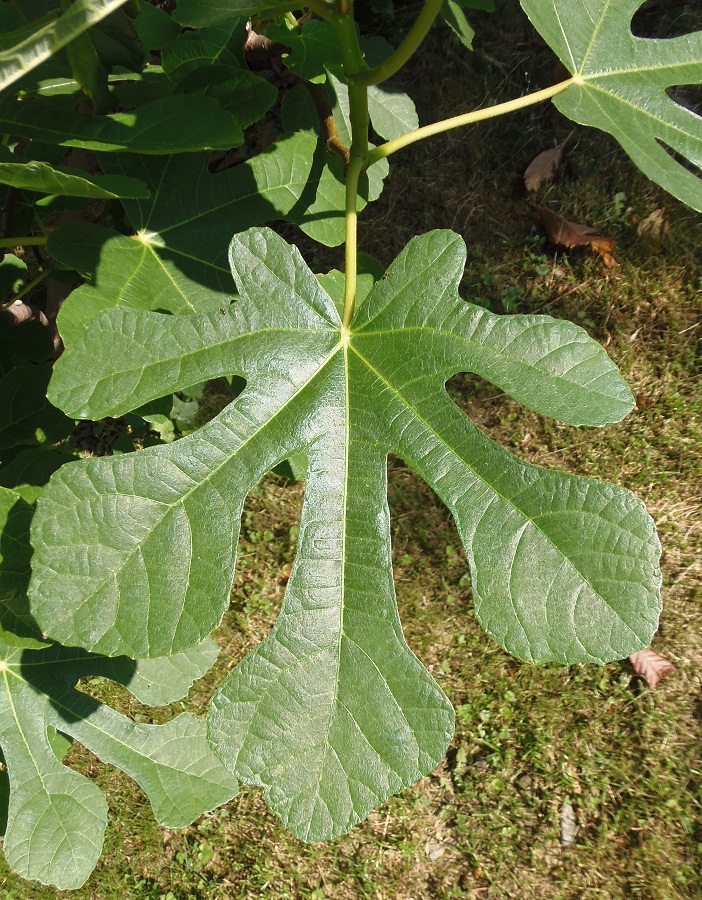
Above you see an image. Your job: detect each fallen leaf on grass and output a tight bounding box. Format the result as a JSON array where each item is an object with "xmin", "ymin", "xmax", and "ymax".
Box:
[
  {"xmin": 635, "ymin": 393, "xmax": 654, "ymax": 411},
  {"xmin": 524, "ymin": 135, "xmax": 569, "ymax": 191},
  {"xmin": 560, "ymin": 801, "xmax": 577, "ymax": 846},
  {"xmin": 532, "ymin": 204, "xmax": 618, "ymax": 267},
  {"xmin": 637, "ymin": 207, "xmax": 669, "ymax": 254},
  {"xmin": 425, "ymin": 840, "xmax": 446, "ymax": 861},
  {"xmin": 629, "ymin": 647, "xmax": 676, "ymax": 690}
]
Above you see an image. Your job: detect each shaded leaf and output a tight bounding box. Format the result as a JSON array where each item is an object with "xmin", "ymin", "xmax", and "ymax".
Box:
[
  {"xmin": 88, "ymin": 7, "xmax": 144, "ymax": 71},
  {"xmin": 629, "ymin": 647, "xmax": 675, "ymax": 690},
  {"xmin": 161, "ymin": 22, "xmax": 246, "ymax": 81},
  {"xmin": 0, "ymin": 255, "xmax": 27, "ymax": 304},
  {"xmin": 0, "ymin": 365, "xmax": 74, "ymax": 451},
  {"xmin": 46, "ymin": 223, "xmax": 231, "ymax": 347},
  {"xmin": 64, "ymin": 23, "xmax": 112, "ymax": 114},
  {"xmin": 521, "ymin": 0, "xmax": 702, "ymax": 211},
  {"xmin": 532, "ymin": 204, "xmax": 618, "ymax": 267},
  {"xmin": 0, "ymin": 148, "xmax": 149, "ymax": 199},
  {"xmin": 266, "ymin": 19, "xmax": 340, "ymax": 83},
  {"xmin": 0, "ymin": 95, "xmax": 243, "ymax": 154},
  {"xmin": 524, "ymin": 135, "xmax": 569, "ymax": 191},
  {"xmin": 134, "ymin": 2, "xmax": 181, "ymax": 52},
  {"xmin": 45, "ymin": 131, "xmax": 388, "ymax": 339},
  {"xmin": 0, "ymin": 486, "xmax": 45, "ymax": 649},
  {"xmin": 174, "ymin": 0, "xmax": 295, "ymax": 29},
  {"xmin": 172, "ymin": 66, "xmax": 276, "ymax": 128},
  {"xmin": 31, "ymin": 228, "xmax": 660, "ymax": 841},
  {"xmin": 0, "ymin": 447, "xmax": 78, "ymax": 504},
  {"xmin": 0, "ymin": 313, "xmax": 53, "ymax": 377}
]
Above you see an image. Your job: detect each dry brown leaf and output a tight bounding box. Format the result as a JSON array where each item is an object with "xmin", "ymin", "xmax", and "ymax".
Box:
[
  {"xmin": 532, "ymin": 204, "xmax": 618, "ymax": 267},
  {"xmin": 524, "ymin": 135, "xmax": 569, "ymax": 191},
  {"xmin": 629, "ymin": 647, "xmax": 676, "ymax": 690},
  {"xmin": 637, "ymin": 207, "xmax": 669, "ymax": 253}
]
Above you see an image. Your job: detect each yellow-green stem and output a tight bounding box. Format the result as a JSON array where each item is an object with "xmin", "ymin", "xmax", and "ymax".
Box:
[
  {"xmin": 331, "ymin": 7, "xmax": 370, "ymax": 331},
  {"xmin": 1, "ymin": 268, "xmax": 50, "ymax": 308},
  {"xmin": 354, "ymin": 0, "xmax": 443, "ymax": 86},
  {"xmin": 342, "ymin": 154, "xmax": 365, "ymax": 330},
  {"xmin": 0, "ymin": 235, "xmax": 47, "ymax": 249},
  {"xmin": 366, "ymin": 78, "xmax": 576, "ymax": 166}
]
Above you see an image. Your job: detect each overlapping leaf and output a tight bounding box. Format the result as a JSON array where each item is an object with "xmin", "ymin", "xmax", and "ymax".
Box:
[
  {"xmin": 31, "ymin": 227, "xmax": 661, "ymax": 840},
  {"xmin": 0, "ymin": 95, "xmax": 243, "ymax": 154},
  {"xmin": 521, "ymin": 0, "xmax": 702, "ymax": 211},
  {"xmin": 174, "ymin": 0, "xmax": 296, "ymax": 29},
  {"xmin": 0, "ymin": 481, "xmax": 237, "ymax": 887},
  {"xmin": 0, "ymin": 148, "xmax": 148, "ymax": 199},
  {"xmin": 266, "ymin": 19, "xmax": 340, "ymax": 83},
  {"xmin": 0, "ymin": 0, "xmax": 128, "ymax": 93},
  {"xmin": 0, "ymin": 483, "xmax": 238, "ymax": 887},
  {"xmin": 47, "ymin": 129, "xmax": 388, "ymax": 341},
  {"xmin": 0, "ymin": 636, "xmax": 237, "ymax": 889}
]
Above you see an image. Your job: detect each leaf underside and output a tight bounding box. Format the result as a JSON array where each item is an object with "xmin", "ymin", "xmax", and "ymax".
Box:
[
  {"xmin": 521, "ymin": 0, "xmax": 702, "ymax": 211},
  {"xmin": 31, "ymin": 227, "xmax": 662, "ymax": 841}
]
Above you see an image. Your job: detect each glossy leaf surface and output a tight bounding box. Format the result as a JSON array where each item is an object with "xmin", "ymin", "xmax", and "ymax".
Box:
[
  {"xmin": 31, "ymin": 228, "xmax": 661, "ymax": 839},
  {"xmin": 521, "ymin": 0, "xmax": 702, "ymax": 211}
]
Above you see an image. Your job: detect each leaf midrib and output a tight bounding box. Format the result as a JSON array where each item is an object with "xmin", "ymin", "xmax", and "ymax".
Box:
[
  {"xmin": 76, "ymin": 324, "xmax": 337, "ymax": 418},
  {"xmin": 349, "ymin": 342, "xmax": 631, "ymax": 629},
  {"xmin": 63, "ymin": 342, "xmax": 342, "ymax": 645},
  {"xmin": 356, "ymin": 324, "xmax": 627, "ymax": 409}
]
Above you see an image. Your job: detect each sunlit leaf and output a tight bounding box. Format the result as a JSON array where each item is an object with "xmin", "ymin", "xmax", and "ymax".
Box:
[
  {"xmin": 0, "ymin": 148, "xmax": 149, "ymax": 199},
  {"xmin": 31, "ymin": 228, "xmax": 660, "ymax": 840},
  {"xmin": 521, "ymin": 0, "xmax": 702, "ymax": 211},
  {"xmin": 0, "ymin": 637, "xmax": 237, "ymax": 888}
]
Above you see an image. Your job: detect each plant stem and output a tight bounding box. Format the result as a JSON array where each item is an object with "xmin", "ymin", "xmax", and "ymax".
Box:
[
  {"xmin": 1, "ymin": 267, "xmax": 50, "ymax": 308},
  {"xmin": 0, "ymin": 235, "xmax": 47, "ymax": 249},
  {"xmin": 366, "ymin": 78, "xmax": 576, "ymax": 166},
  {"xmin": 354, "ymin": 0, "xmax": 443, "ymax": 85},
  {"xmin": 331, "ymin": 7, "xmax": 370, "ymax": 331},
  {"xmin": 342, "ymin": 154, "xmax": 364, "ymax": 330}
]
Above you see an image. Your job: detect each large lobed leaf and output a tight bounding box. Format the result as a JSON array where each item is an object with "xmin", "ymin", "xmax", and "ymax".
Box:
[
  {"xmin": 521, "ymin": 0, "xmax": 702, "ymax": 211},
  {"xmin": 31, "ymin": 228, "xmax": 661, "ymax": 840}
]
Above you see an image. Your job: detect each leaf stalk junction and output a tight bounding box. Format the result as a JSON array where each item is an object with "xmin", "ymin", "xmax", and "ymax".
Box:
[{"xmin": 332, "ymin": 2, "xmax": 575, "ymax": 332}]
